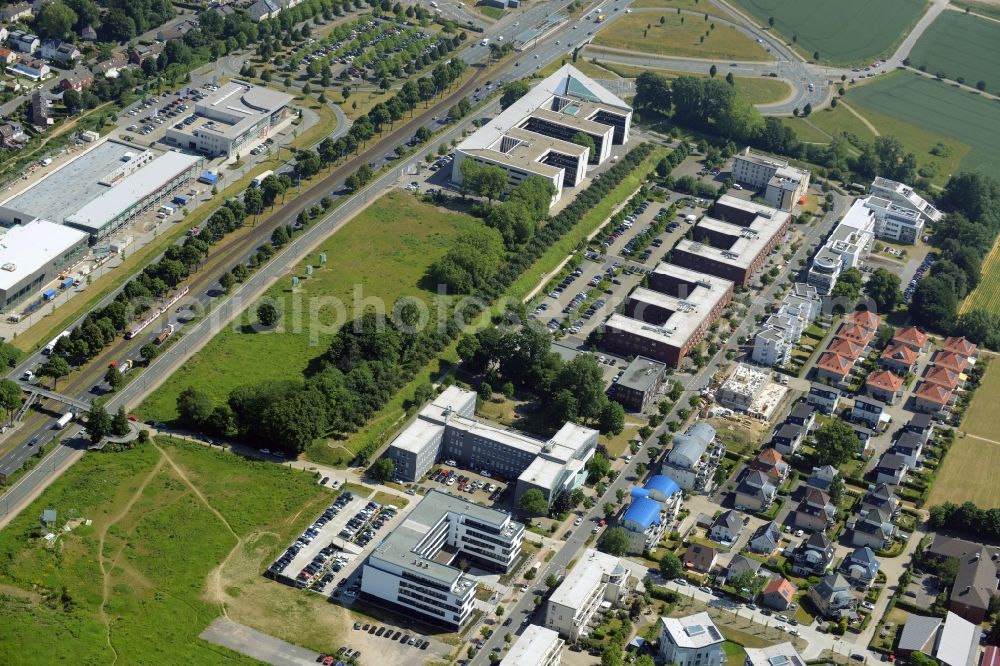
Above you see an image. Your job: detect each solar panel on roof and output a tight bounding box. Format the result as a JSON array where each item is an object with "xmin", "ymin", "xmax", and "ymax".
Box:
[
  {"xmin": 790, "ymin": 657, "xmax": 803, "ymax": 666},
  {"xmin": 706, "ymin": 626, "xmax": 721, "ymax": 641}
]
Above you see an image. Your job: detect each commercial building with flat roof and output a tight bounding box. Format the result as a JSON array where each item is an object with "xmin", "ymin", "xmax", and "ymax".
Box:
[
  {"xmin": 0, "ymin": 139, "xmax": 203, "ymax": 241},
  {"xmin": 732, "ymin": 148, "xmax": 811, "ymax": 211},
  {"xmin": 807, "ymin": 197, "xmax": 876, "ymax": 294},
  {"xmin": 165, "ymin": 80, "xmax": 294, "ymax": 159},
  {"xmin": 0, "ymin": 220, "xmax": 88, "ymax": 312},
  {"xmin": 603, "ymin": 263, "xmax": 733, "ymax": 368},
  {"xmin": 613, "ymin": 355, "xmax": 666, "ymax": 411},
  {"xmin": 500, "ymin": 625, "xmax": 563, "ymax": 666},
  {"xmin": 384, "ymin": 386, "xmax": 598, "ymax": 506},
  {"xmin": 453, "ymin": 64, "xmax": 631, "ymax": 207},
  {"xmin": 544, "ymin": 548, "xmax": 632, "ymax": 641},
  {"xmin": 359, "ymin": 489, "xmax": 523, "ymax": 630},
  {"xmin": 671, "ymin": 196, "xmax": 791, "ymax": 286}
]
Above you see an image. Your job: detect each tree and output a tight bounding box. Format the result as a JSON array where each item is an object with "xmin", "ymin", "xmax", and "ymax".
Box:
[
  {"xmin": 111, "ymin": 406, "xmax": 130, "ymax": 437},
  {"xmin": 586, "ymin": 453, "xmax": 611, "ymax": 483},
  {"xmin": 551, "ymin": 490, "xmax": 574, "ymax": 514},
  {"xmin": 831, "ymin": 267, "xmax": 863, "ymax": 300},
  {"xmin": 545, "ymin": 572, "xmax": 559, "ymax": 588},
  {"xmin": 635, "ymin": 71, "xmax": 672, "ymax": 112},
  {"xmin": 768, "ymin": 16, "xmax": 775, "ymax": 26},
  {"xmin": 478, "ymin": 382, "xmax": 493, "ymax": 401},
  {"xmin": 599, "ymin": 527, "xmax": 630, "ymax": 557},
  {"xmin": 104, "ymin": 365, "xmax": 125, "ymax": 391},
  {"xmin": 812, "ymin": 419, "xmax": 860, "ymax": 467},
  {"xmin": 36, "ymin": 1, "xmax": 78, "ymax": 39},
  {"xmin": 500, "ymin": 80, "xmax": 530, "ymax": 109},
  {"xmin": 84, "ymin": 403, "xmax": 112, "ymax": 442},
  {"xmin": 603, "ymin": 502, "xmax": 616, "ymax": 519},
  {"xmin": 219, "ymin": 272, "xmax": 236, "ymax": 293},
  {"xmin": 725, "ymin": 71, "xmax": 735, "ymax": 86},
  {"xmin": 140, "ymin": 344, "xmax": 159, "ymax": 364},
  {"xmin": 518, "ymin": 488, "xmax": 549, "ymax": 515},
  {"xmin": 660, "ymin": 551, "xmax": 683, "ymax": 579},
  {"xmin": 955, "ymin": 309, "xmax": 1000, "ymax": 350},
  {"xmin": 39, "ymin": 356, "xmax": 70, "ymax": 389},
  {"xmin": 911, "ymin": 275, "xmax": 959, "ymax": 333},
  {"xmin": 0, "ymin": 379, "xmax": 22, "ymax": 425},
  {"xmin": 728, "ymin": 569, "xmax": 765, "ymax": 600},
  {"xmin": 865, "ymin": 267, "xmax": 901, "ymax": 312},
  {"xmin": 369, "ymin": 457, "xmax": 396, "ymax": 482},
  {"xmin": 599, "ymin": 401, "xmax": 625, "ymax": 436},
  {"xmin": 570, "ymin": 131, "xmax": 597, "ymax": 161},
  {"xmin": 177, "ymin": 386, "xmax": 214, "ymax": 429},
  {"xmin": 709, "ymin": 64, "xmax": 717, "ymax": 78},
  {"xmin": 257, "ymin": 301, "xmax": 280, "ymax": 327},
  {"xmin": 0, "ymin": 340, "xmax": 20, "ymax": 369},
  {"xmin": 909, "ymin": 653, "xmax": 937, "ymax": 666},
  {"xmin": 828, "ymin": 475, "xmax": 845, "ymax": 505}
]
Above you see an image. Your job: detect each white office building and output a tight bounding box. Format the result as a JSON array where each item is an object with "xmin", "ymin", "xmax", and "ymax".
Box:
[
  {"xmin": 732, "ymin": 147, "xmax": 811, "ymax": 211},
  {"xmin": 807, "ymin": 197, "xmax": 876, "ymax": 295},
  {"xmin": 453, "ymin": 64, "xmax": 632, "ymax": 207},
  {"xmin": 865, "ymin": 195, "xmax": 925, "ymax": 245},
  {"xmin": 500, "ymin": 624, "xmax": 564, "ymax": 666},
  {"xmin": 870, "ymin": 176, "xmax": 942, "ymax": 227},
  {"xmin": 658, "ymin": 612, "xmax": 726, "ymax": 666},
  {"xmin": 544, "ymin": 548, "xmax": 632, "ymax": 641},
  {"xmin": 165, "ymin": 81, "xmax": 294, "ymax": 159},
  {"xmin": 359, "ymin": 489, "xmax": 523, "ymax": 630},
  {"xmin": 384, "ymin": 386, "xmax": 598, "ymax": 506}
]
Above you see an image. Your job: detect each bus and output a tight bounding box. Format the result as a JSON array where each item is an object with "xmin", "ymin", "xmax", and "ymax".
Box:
[
  {"xmin": 43, "ymin": 331, "xmax": 70, "ymax": 355},
  {"xmin": 251, "ymin": 170, "xmax": 274, "ymax": 188},
  {"xmin": 54, "ymin": 411, "xmax": 74, "ymax": 429}
]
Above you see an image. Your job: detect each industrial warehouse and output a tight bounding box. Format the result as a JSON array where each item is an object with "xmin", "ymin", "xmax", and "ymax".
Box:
[
  {"xmin": 0, "ymin": 220, "xmax": 88, "ymax": 312},
  {"xmin": 0, "ymin": 138, "xmax": 203, "ymax": 242},
  {"xmin": 452, "ymin": 64, "xmax": 632, "ymax": 206}
]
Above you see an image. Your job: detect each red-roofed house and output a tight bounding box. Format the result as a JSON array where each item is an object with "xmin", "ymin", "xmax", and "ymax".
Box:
[
  {"xmin": 837, "ymin": 322, "xmax": 875, "ymax": 347},
  {"xmin": 932, "ymin": 350, "xmax": 968, "ymax": 375},
  {"xmin": 761, "ymin": 575, "xmax": 796, "ymax": 610},
  {"xmin": 942, "ymin": 336, "xmax": 977, "ymax": 359},
  {"xmin": 750, "ymin": 448, "xmax": 789, "ymax": 482},
  {"xmin": 829, "ymin": 337, "xmax": 865, "ymax": 361},
  {"xmin": 913, "ymin": 382, "xmax": 953, "ymax": 414},
  {"xmin": 866, "ymin": 370, "xmax": 904, "ymax": 403},
  {"xmin": 853, "ymin": 310, "xmax": 880, "ymax": 330},
  {"xmin": 0, "ymin": 47, "xmax": 17, "ymax": 65},
  {"xmin": 815, "ymin": 352, "xmax": 853, "ymax": 383},
  {"xmin": 880, "ymin": 343, "xmax": 919, "ymax": 375},
  {"xmin": 892, "ymin": 326, "xmax": 929, "ymax": 353},
  {"xmin": 923, "ymin": 365, "xmax": 961, "ymax": 391}
]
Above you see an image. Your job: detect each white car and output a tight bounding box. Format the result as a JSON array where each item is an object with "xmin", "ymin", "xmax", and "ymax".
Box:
[{"xmin": 574, "ymin": 517, "xmax": 582, "ymax": 526}]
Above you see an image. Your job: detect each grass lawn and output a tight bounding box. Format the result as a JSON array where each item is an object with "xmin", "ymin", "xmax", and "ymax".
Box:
[
  {"xmin": 779, "ymin": 116, "xmax": 829, "ymax": 143},
  {"xmin": 475, "ymin": 3, "xmax": 504, "ymax": 20},
  {"xmin": 927, "ymin": 432, "xmax": 1000, "ymax": 509},
  {"xmin": 596, "ymin": 61, "xmax": 791, "ymax": 105},
  {"xmin": 846, "ymin": 71, "xmax": 1000, "ymax": 177},
  {"xmin": 136, "ymin": 191, "xmax": 478, "ymax": 423},
  {"xmin": 908, "ymin": 11, "xmax": 1000, "ymax": 94},
  {"xmin": 731, "ymin": 0, "xmax": 928, "ymax": 66},
  {"xmin": 957, "ymin": 359, "xmax": 1000, "ymax": 442},
  {"xmin": 603, "ymin": 423, "xmax": 642, "ymax": 457},
  {"xmin": 507, "ymin": 146, "xmax": 670, "ymax": 301},
  {"xmin": 593, "ymin": 13, "xmax": 772, "ymax": 61},
  {"xmin": 538, "ymin": 58, "xmax": 620, "ymax": 79},
  {"xmin": 723, "ymin": 641, "xmax": 747, "ymax": 661},
  {"xmin": 961, "ymin": 234, "xmax": 1000, "ymax": 315},
  {"xmin": 0, "ymin": 437, "xmax": 345, "ymax": 663}
]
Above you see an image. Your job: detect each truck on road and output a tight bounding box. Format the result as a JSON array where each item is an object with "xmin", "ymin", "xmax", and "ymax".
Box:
[
  {"xmin": 251, "ymin": 170, "xmax": 274, "ymax": 188},
  {"xmin": 480, "ymin": 38, "xmax": 489, "ymax": 46},
  {"xmin": 155, "ymin": 324, "xmax": 175, "ymax": 345},
  {"xmin": 54, "ymin": 412, "xmax": 74, "ymax": 429},
  {"xmin": 43, "ymin": 331, "xmax": 70, "ymax": 355}
]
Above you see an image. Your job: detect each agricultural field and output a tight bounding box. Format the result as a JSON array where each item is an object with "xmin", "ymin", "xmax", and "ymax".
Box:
[
  {"xmin": 951, "ymin": 0, "xmax": 1000, "ymax": 21},
  {"xmin": 847, "ymin": 71, "xmax": 1000, "ymax": 176},
  {"xmin": 908, "ymin": 11, "xmax": 1000, "ymax": 94},
  {"xmin": 595, "ymin": 60, "xmax": 792, "ymax": 105},
  {"xmin": 960, "ymin": 235, "xmax": 1000, "ymax": 315},
  {"xmin": 137, "ymin": 191, "xmax": 479, "ymax": 422},
  {"xmin": 732, "ymin": 0, "xmax": 927, "ymax": 65},
  {"xmin": 593, "ymin": 13, "xmax": 772, "ymax": 61},
  {"xmin": 0, "ymin": 438, "xmax": 345, "ymax": 664},
  {"xmin": 958, "ymin": 359, "xmax": 1000, "ymax": 441}
]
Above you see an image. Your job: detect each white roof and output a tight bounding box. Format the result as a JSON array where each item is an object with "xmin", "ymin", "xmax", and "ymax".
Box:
[
  {"xmin": 386, "ymin": 417, "xmax": 444, "ymax": 455},
  {"xmin": 548, "ymin": 548, "xmax": 624, "ymax": 611},
  {"xmin": 65, "ymin": 151, "xmax": 202, "ymax": 233},
  {"xmin": 500, "ymin": 624, "xmax": 562, "ymax": 666},
  {"xmin": 660, "ymin": 611, "xmax": 724, "ymax": 649},
  {"xmin": 744, "ymin": 642, "xmax": 805, "ymax": 666},
  {"xmin": 0, "ymin": 220, "xmax": 88, "ymax": 290},
  {"xmin": 936, "ymin": 612, "xmax": 979, "ymax": 666}
]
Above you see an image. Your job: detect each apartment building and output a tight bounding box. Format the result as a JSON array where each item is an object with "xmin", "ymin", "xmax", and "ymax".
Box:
[
  {"xmin": 672, "ymin": 196, "xmax": 791, "ymax": 287},
  {"xmin": 500, "ymin": 625, "xmax": 563, "ymax": 666},
  {"xmin": 661, "ymin": 422, "xmax": 722, "ymax": 492},
  {"xmin": 544, "ymin": 548, "xmax": 632, "ymax": 641},
  {"xmin": 658, "ymin": 612, "xmax": 726, "ymax": 666},
  {"xmin": 807, "ymin": 197, "xmax": 876, "ymax": 294},
  {"xmin": 622, "ymin": 475, "xmax": 683, "ymax": 553},
  {"xmin": 732, "ymin": 147, "xmax": 811, "ymax": 211},
  {"xmin": 752, "ymin": 283, "xmax": 821, "ymax": 366},
  {"xmin": 603, "ymin": 264, "xmax": 733, "ymax": 368},
  {"xmin": 384, "ymin": 386, "xmax": 598, "ymax": 507},
  {"xmin": 360, "ymin": 489, "xmax": 523, "ymax": 629},
  {"xmin": 454, "ymin": 65, "xmax": 631, "ymax": 207}
]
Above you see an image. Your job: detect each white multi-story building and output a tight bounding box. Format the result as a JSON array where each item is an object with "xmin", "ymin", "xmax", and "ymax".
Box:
[
  {"xmin": 752, "ymin": 327, "xmax": 790, "ymax": 367},
  {"xmin": 454, "ymin": 64, "xmax": 632, "ymax": 207},
  {"xmin": 865, "ymin": 195, "xmax": 925, "ymax": 244},
  {"xmin": 807, "ymin": 197, "xmax": 876, "ymax": 295},
  {"xmin": 621, "ymin": 475, "xmax": 683, "ymax": 553},
  {"xmin": 500, "ymin": 625, "xmax": 564, "ymax": 666},
  {"xmin": 659, "ymin": 612, "xmax": 726, "ymax": 666},
  {"xmin": 544, "ymin": 548, "xmax": 632, "ymax": 641},
  {"xmin": 751, "ymin": 282, "xmax": 820, "ymax": 367},
  {"xmin": 732, "ymin": 147, "xmax": 811, "ymax": 211},
  {"xmin": 744, "ymin": 642, "xmax": 806, "ymax": 666},
  {"xmin": 359, "ymin": 489, "xmax": 523, "ymax": 630},
  {"xmin": 661, "ymin": 422, "xmax": 722, "ymax": 492},
  {"xmin": 870, "ymin": 177, "xmax": 941, "ymax": 226}
]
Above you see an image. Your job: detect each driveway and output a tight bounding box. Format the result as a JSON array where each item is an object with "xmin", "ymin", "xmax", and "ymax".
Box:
[{"xmin": 200, "ymin": 617, "xmax": 322, "ymax": 665}]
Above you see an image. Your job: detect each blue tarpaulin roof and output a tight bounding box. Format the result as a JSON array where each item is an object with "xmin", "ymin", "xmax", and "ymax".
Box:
[
  {"xmin": 623, "ymin": 497, "xmax": 661, "ymax": 529},
  {"xmin": 645, "ymin": 474, "xmax": 681, "ymax": 497}
]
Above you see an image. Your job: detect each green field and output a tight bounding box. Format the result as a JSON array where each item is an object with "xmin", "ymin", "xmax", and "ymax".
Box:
[
  {"xmin": 951, "ymin": 0, "xmax": 1000, "ymax": 21},
  {"xmin": 847, "ymin": 71, "xmax": 1000, "ymax": 176},
  {"xmin": 961, "ymin": 235, "xmax": 1000, "ymax": 315},
  {"xmin": 732, "ymin": 0, "xmax": 927, "ymax": 65},
  {"xmin": 137, "ymin": 191, "xmax": 478, "ymax": 422},
  {"xmin": 908, "ymin": 11, "xmax": 1000, "ymax": 94},
  {"xmin": 929, "ymin": 362, "xmax": 1000, "ymax": 508},
  {"xmin": 593, "ymin": 13, "xmax": 772, "ymax": 61},
  {"xmin": 595, "ymin": 61, "xmax": 792, "ymax": 105},
  {"xmin": 0, "ymin": 438, "xmax": 349, "ymax": 664}
]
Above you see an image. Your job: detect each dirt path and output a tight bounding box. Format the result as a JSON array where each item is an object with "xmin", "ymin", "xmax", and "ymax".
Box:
[
  {"xmin": 838, "ymin": 100, "xmax": 881, "ymax": 136},
  {"xmin": 963, "ymin": 432, "xmax": 1000, "ymax": 446},
  {"xmin": 96, "ymin": 452, "xmax": 167, "ymax": 666},
  {"xmin": 153, "ymin": 443, "xmax": 240, "ymax": 617}
]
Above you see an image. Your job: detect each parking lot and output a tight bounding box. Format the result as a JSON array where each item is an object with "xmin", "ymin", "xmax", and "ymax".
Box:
[{"xmin": 416, "ymin": 463, "xmax": 509, "ymax": 505}]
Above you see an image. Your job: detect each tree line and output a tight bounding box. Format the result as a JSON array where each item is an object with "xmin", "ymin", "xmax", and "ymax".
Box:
[
  {"xmin": 911, "ymin": 172, "xmax": 1000, "ymax": 349},
  {"xmin": 929, "ymin": 501, "xmax": 1000, "ymax": 546}
]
